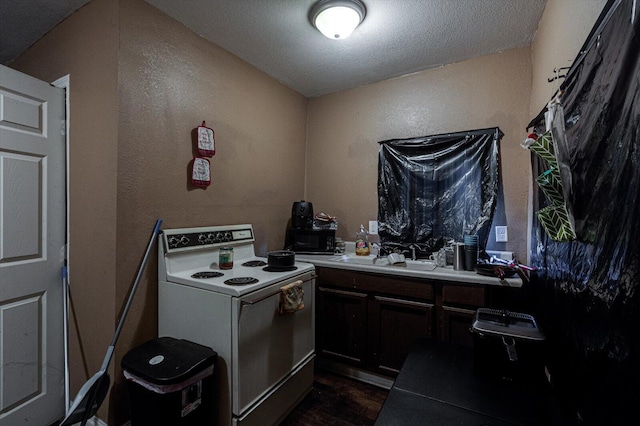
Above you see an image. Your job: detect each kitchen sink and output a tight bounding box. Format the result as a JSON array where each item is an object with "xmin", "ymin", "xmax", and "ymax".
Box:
[
  {"xmin": 401, "ymin": 259, "xmax": 438, "ymax": 271},
  {"xmin": 328, "ymin": 254, "xmax": 437, "ymax": 271},
  {"xmin": 328, "ymin": 254, "xmax": 388, "ymax": 265}
]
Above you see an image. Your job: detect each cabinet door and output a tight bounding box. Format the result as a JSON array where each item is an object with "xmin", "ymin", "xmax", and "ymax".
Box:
[
  {"xmin": 441, "ymin": 285, "xmax": 485, "ymax": 346},
  {"xmin": 316, "ymin": 286, "xmax": 368, "ymax": 367},
  {"xmin": 442, "ymin": 306, "xmax": 476, "ymax": 347},
  {"xmin": 369, "ymin": 295, "xmax": 434, "ymax": 375}
]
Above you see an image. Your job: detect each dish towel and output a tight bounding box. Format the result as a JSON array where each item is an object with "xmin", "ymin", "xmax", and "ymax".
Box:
[{"xmin": 279, "ymin": 280, "xmax": 304, "ymax": 314}]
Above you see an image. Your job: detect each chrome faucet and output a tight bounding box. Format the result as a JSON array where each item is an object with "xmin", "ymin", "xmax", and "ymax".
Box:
[{"xmin": 370, "ymin": 242, "xmax": 385, "ymax": 263}]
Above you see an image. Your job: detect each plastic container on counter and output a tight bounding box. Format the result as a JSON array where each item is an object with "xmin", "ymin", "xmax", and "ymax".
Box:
[
  {"xmin": 355, "ymin": 224, "xmax": 370, "ymax": 256},
  {"xmin": 219, "ymin": 246, "xmax": 233, "ymax": 269}
]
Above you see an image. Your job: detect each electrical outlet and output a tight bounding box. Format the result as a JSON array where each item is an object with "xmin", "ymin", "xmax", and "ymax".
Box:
[
  {"xmin": 369, "ymin": 220, "xmax": 378, "ymax": 235},
  {"xmin": 495, "ymin": 226, "xmax": 508, "ymax": 242}
]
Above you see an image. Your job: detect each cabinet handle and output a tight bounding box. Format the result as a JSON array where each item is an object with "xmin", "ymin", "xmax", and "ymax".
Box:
[
  {"xmin": 373, "ymin": 295, "xmax": 433, "ymax": 308},
  {"xmin": 442, "ymin": 305, "xmax": 476, "ymax": 315},
  {"xmin": 318, "ymin": 286, "xmax": 367, "ymax": 298}
]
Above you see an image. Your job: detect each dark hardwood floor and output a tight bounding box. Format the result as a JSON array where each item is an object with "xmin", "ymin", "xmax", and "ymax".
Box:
[{"xmin": 281, "ymin": 368, "xmax": 389, "ymax": 426}]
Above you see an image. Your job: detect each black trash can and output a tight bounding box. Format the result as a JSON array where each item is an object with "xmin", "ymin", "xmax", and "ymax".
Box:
[{"xmin": 121, "ymin": 337, "xmax": 217, "ymax": 426}]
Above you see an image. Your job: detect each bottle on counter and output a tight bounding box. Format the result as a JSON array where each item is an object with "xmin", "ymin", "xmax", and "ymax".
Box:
[{"xmin": 355, "ymin": 224, "xmax": 370, "ymax": 256}]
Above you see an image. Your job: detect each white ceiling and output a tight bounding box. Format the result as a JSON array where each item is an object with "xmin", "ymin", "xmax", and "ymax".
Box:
[{"xmin": 0, "ymin": 0, "xmax": 547, "ymax": 98}]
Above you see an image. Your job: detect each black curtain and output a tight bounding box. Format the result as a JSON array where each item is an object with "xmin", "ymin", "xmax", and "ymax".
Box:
[
  {"xmin": 529, "ymin": 1, "xmax": 640, "ymax": 423},
  {"xmin": 377, "ymin": 128, "xmax": 502, "ymax": 247}
]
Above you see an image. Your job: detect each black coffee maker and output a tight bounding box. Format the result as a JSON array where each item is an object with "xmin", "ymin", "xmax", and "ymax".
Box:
[{"xmin": 291, "ymin": 200, "xmax": 314, "ymax": 229}]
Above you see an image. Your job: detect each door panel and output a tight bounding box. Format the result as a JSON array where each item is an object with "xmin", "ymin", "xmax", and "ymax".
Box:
[
  {"xmin": 369, "ymin": 295, "xmax": 434, "ymax": 375},
  {"xmin": 316, "ymin": 286, "xmax": 368, "ymax": 366},
  {"xmin": 0, "ymin": 88, "xmax": 46, "ymax": 134},
  {"xmin": 1, "ymin": 294, "xmax": 43, "ymax": 411},
  {"xmin": 0, "ymin": 65, "xmax": 66, "ymax": 425},
  {"xmin": 442, "ymin": 306, "xmax": 476, "ymax": 347},
  {"xmin": 1, "ymin": 154, "xmax": 42, "ymax": 260}
]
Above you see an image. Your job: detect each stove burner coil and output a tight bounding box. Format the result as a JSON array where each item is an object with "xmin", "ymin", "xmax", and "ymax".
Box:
[
  {"xmin": 191, "ymin": 271, "xmax": 224, "ymax": 279},
  {"xmin": 242, "ymin": 260, "xmax": 267, "ymax": 267},
  {"xmin": 224, "ymin": 277, "xmax": 259, "ymax": 286}
]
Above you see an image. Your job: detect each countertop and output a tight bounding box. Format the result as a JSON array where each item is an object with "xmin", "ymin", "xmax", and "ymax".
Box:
[
  {"xmin": 296, "ymin": 253, "xmax": 523, "ymax": 287},
  {"xmin": 374, "ymin": 339, "xmax": 553, "ymax": 426}
]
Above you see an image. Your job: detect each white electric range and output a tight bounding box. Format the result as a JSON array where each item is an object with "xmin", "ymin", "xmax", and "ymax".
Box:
[{"xmin": 158, "ymin": 224, "xmax": 315, "ymax": 426}]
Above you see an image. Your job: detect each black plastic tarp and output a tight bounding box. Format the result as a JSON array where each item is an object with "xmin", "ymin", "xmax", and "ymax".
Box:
[
  {"xmin": 377, "ymin": 128, "xmax": 502, "ymax": 247},
  {"xmin": 528, "ymin": 0, "xmax": 639, "ymax": 422}
]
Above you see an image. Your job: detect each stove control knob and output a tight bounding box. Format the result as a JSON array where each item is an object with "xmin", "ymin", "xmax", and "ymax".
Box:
[
  {"xmin": 168, "ymin": 236, "xmax": 180, "ymax": 248},
  {"xmin": 180, "ymin": 236, "xmax": 189, "ymax": 246},
  {"xmin": 207, "ymin": 233, "xmax": 216, "ymax": 242},
  {"xmin": 198, "ymin": 234, "xmax": 207, "ymax": 243},
  {"xmin": 224, "ymin": 231, "xmax": 232, "ymax": 241}
]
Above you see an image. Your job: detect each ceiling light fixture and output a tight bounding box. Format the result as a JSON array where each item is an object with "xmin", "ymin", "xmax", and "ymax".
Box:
[{"xmin": 309, "ymin": 0, "xmax": 366, "ymax": 40}]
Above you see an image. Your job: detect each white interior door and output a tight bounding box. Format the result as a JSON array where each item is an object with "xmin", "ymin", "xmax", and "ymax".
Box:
[{"xmin": 0, "ymin": 65, "xmax": 66, "ymax": 425}]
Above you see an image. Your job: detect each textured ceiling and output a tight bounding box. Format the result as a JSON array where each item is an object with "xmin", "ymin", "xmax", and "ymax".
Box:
[
  {"xmin": 1, "ymin": 0, "xmax": 547, "ymax": 98},
  {"xmin": 0, "ymin": 0, "xmax": 93, "ymax": 64}
]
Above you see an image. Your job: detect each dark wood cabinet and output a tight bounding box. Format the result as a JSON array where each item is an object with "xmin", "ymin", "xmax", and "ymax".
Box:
[
  {"xmin": 439, "ymin": 284, "xmax": 486, "ymax": 347},
  {"xmin": 315, "ymin": 266, "xmax": 488, "ymax": 377},
  {"xmin": 316, "ymin": 286, "xmax": 368, "ymax": 366},
  {"xmin": 441, "ymin": 306, "xmax": 477, "ymax": 347},
  {"xmin": 316, "ymin": 267, "xmax": 434, "ymax": 377},
  {"xmin": 369, "ymin": 295, "xmax": 434, "ymax": 374}
]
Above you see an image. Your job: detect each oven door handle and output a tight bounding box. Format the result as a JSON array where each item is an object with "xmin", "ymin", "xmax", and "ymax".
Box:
[{"xmin": 240, "ymin": 275, "xmax": 316, "ymax": 306}]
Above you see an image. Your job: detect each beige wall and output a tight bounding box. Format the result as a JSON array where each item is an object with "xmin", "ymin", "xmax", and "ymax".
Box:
[
  {"xmin": 530, "ymin": 0, "xmax": 608, "ymax": 117},
  {"xmin": 527, "ymin": 0, "xmax": 606, "ymax": 260},
  {"xmin": 10, "ymin": 0, "xmax": 119, "ymax": 420},
  {"xmin": 304, "ymin": 0, "xmax": 607, "ymax": 261},
  {"xmin": 112, "ymin": 0, "xmax": 308, "ymax": 422},
  {"xmin": 12, "ymin": 0, "xmax": 307, "ymax": 422},
  {"xmin": 306, "ymin": 48, "xmax": 534, "ymax": 259},
  {"xmin": 9, "ymin": 0, "xmax": 608, "ymax": 423},
  {"xmin": 117, "ymin": 0, "xmax": 308, "ymax": 250}
]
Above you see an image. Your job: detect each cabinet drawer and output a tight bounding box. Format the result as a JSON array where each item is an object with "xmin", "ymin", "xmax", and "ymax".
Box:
[
  {"xmin": 366, "ymin": 274, "xmax": 434, "ymax": 300},
  {"xmin": 316, "ymin": 267, "xmax": 433, "ymax": 301},
  {"xmin": 442, "ymin": 285, "xmax": 485, "ymax": 307},
  {"xmin": 316, "ymin": 267, "xmax": 359, "ymax": 289}
]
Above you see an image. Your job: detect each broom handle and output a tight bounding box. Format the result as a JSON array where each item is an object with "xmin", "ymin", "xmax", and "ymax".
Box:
[
  {"xmin": 62, "ymin": 264, "xmax": 70, "ymax": 413},
  {"xmin": 110, "ymin": 219, "xmax": 163, "ymax": 350}
]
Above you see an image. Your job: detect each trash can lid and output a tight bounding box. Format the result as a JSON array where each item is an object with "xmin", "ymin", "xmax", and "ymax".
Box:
[{"xmin": 121, "ymin": 337, "xmax": 218, "ymax": 385}]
